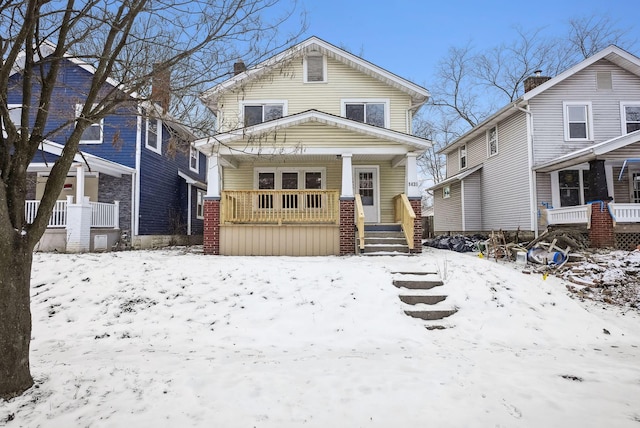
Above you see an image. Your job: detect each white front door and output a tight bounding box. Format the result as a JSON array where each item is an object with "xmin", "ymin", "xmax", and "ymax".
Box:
[{"xmin": 354, "ymin": 167, "xmax": 379, "ymax": 223}]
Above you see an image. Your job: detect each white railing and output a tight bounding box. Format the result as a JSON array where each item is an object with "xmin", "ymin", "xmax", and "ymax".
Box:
[
  {"xmin": 91, "ymin": 201, "xmax": 119, "ymax": 228},
  {"xmin": 609, "ymin": 203, "xmax": 640, "ymax": 223},
  {"xmin": 546, "ymin": 205, "xmax": 589, "ymax": 225},
  {"xmin": 24, "ymin": 200, "xmax": 68, "ymax": 227}
]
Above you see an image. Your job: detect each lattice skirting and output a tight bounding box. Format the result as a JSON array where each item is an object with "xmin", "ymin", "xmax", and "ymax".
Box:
[{"xmin": 614, "ymin": 233, "xmax": 640, "ymax": 251}]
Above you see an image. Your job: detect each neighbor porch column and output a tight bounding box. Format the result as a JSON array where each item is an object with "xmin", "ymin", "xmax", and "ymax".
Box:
[
  {"xmin": 339, "ymin": 153, "xmax": 355, "ymax": 255},
  {"xmin": 203, "ymin": 154, "xmax": 220, "ymax": 255},
  {"xmin": 66, "ymin": 195, "xmax": 92, "ymax": 253},
  {"xmin": 589, "ymin": 201, "xmax": 615, "ymax": 249},
  {"xmin": 406, "ymin": 152, "xmax": 422, "ymax": 253},
  {"xmin": 75, "ymin": 163, "xmax": 85, "ymax": 203}
]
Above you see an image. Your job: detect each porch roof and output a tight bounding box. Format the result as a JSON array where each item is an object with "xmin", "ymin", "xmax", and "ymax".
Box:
[
  {"xmin": 427, "ymin": 164, "xmax": 483, "ymax": 191},
  {"xmin": 28, "ymin": 140, "xmax": 136, "ymax": 177},
  {"xmin": 533, "ymin": 129, "xmax": 640, "ymax": 172}
]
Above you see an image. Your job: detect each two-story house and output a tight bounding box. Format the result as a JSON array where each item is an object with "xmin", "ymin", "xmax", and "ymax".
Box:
[
  {"xmin": 431, "ymin": 45, "xmax": 640, "ymax": 249},
  {"xmin": 195, "ymin": 36, "xmax": 431, "ymax": 255},
  {"xmin": 13, "ymin": 46, "xmax": 207, "ymax": 251}
]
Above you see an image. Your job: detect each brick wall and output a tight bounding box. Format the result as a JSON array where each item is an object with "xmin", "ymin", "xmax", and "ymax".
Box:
[
  {"xmin": 339, "ymin": 198, "xmax": 355, "ymax": 255},
  {"xmin": 409, "ymin": 198, "xmax": 422, "ymax": 253},
  {"xmin": 589, "ymin": 201, "xmax": 615, "ymax": 248},
  {"xmin": 98, "ymin": 173, "xmax": 132, "ymax": 237},
  {"xmin": 203, "ymin": 198, "xmax": 220, "ymax": 255}
]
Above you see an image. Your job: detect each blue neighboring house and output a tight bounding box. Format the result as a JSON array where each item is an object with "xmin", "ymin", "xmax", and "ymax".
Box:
[{"xmin": 10, "ymin": 46, "xmax": 207, "ymax": 251}]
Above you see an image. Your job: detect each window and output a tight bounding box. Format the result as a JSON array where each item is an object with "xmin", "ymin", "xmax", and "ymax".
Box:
[
  {"xmin": 255, "ymin": 168, "xmax": 325, "ymax": 209},
  {"xmin": 443, "ymin": 186, "xmax": 451, "ymax": 199},
  {"xmin": 621, "ymin": 103, "xmax": 640, "ymax": 134},
  {"xmin": 241, "ymin": 101, "xmax": 286, "ymax": 127},
  {"xmin": 2, "ymin": 104, "xmax": 22, "ymax": 136},
  {"xmin": 189, "ymin": 147, "xmax": 199, "ymax": 173},
  {"xmin": 304, "ymin": 53, "xmax": 326, "ymax": 83},
  {"xmin": 558, "ymin": 169, "xmax": 592, "ymax": 207},
  {"xmin": 196, "ymin": 189, "xmax": 205, "ymax": 219},
  {"xmin": 459, "ymin": 145, "xmax": 467, "ymax": 169},
  {"xmin": 146, "ymin": 117, "xmax": 162, "ymax": 153},
  {"xmin": 487, "ymin": 126, "xmax": 498, "ymax": 156},
  {"xmin": 342, "ymin": 99, "xmax": 388, "ymax": 128},
  {"xmin": 563, "ymin": 102, "xmax": 593, "ymax": 141},
  {"xmin": 75, "ymin": 104, "xmax": 103, "ymax": 144},
  {"xmin": 632, "ymin": 172, "xmax": 640, "ymax": 203}
]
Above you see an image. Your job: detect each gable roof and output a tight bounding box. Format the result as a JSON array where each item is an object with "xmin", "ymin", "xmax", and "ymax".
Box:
[
  {"xmin": 440, "ymin": 45, "xmax": 640, "ymax": 155},
  {"xmin": 200, "ymin": 36, "xmax": 430, "ymax": 112},
  {"xmin": 193, "ymin": 109, "xmax": 432, "ymax": 153}
]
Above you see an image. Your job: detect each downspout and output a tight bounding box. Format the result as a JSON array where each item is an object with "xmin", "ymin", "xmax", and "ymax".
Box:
[
  {"xmin": 187, "ymin": 182, "xmax": 192, "ymax": 235},
  {"xmin": 134, "ymin": 105, "xmax": 142, "ymax": 237},
  {"xmin": 406, "ymin": 99, "xmax": 427, "ymax": 134},
  {"xmin": 517, "ymin": 104, "xmax": 538, "ymax": 238}
]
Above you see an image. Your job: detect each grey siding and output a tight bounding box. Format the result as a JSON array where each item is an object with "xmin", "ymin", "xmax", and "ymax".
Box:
[
  {"xmin": 462, "ymin": 171, "xmax": 482, "ymax": 230},
  {"xmin": 433, "ymin": 182, "xmax": 462, "ymax": 232},
  {"xmin": 613, "ymin": 166, "xmax": 631, "ymax": 203},
  {"xmin": 535, "ymin": 172, "xmax": 552, "ymax": 230}
]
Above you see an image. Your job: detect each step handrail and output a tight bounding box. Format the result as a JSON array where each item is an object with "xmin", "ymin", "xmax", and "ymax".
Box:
[
  {"xmin": 355, "ymin": 194, "xmax": 365, "ymax": 250},
  {"xmin": 393, "ymin": 193, "xmax": 415, "ymax": 250}
]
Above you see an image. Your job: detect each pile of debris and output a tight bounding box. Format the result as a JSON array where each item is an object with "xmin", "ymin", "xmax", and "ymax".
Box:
[{"xmin": 423, "ymin": 234, "xmax": 487, "ymax": 253}]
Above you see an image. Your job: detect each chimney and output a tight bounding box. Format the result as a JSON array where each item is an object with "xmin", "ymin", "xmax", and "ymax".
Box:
[
  {"xmin": 233, "ymin": 59, "xmax": 246, "ymax": 76},
  {"xmin": 151, "ymin": 63, "xmax": 171, "ymax": 112},
  {"xmin": 524, "ymin": 70, "xmax": 551, "ymax": 93}
]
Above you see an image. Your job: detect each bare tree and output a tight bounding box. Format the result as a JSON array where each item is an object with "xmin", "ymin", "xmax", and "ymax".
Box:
[
  {"xmin": 568, "ymin": 15, "xmax": 636, "ymax": 59},
  {"xmin": 0, "ymin": 0, "xmax": 303, "ymax": 399}
]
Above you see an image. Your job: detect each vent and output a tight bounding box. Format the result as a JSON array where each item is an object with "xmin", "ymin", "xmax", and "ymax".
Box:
[
  {"xmin": 597, "ymin": 71, "xmax": 612, "ymax": 90},
  {"xmin": 94, "ymin": 234, "xmax": 108, "ymax": 251}
]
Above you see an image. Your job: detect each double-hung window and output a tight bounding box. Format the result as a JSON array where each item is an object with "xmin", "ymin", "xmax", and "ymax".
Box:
[
  {"xmin": 196, "ymin": 189, "xmax": 205, "ymax": 219},
  {"xmin": 621, "ymin": 103, "xmax": 640, "ymax": 134},
  {"xmin": 146, "ymin": 117, "xmax": 162, "ymax": 153},
  {"xmin": 242, "ymin": 101, "xmax": 286, "ymax": 127},
  {"xmin": 2, "ymin": 104, "xmax": 22, "ymax": 136},
  {"xmin": 459, "ymin": 144, "xmax": 467, "ymax": 169},
  {"xmin": 304, "ymin": 53, "xmax": 326, "ymax": 83},
  {"xmin": 487, "ymin": 126, "xmax": 498, "ymax": 156},
  {"xmin": 255, "ymin": 168, "xmax": 325, "ymax": 210},
  {"xmin": 76, "ymin": 104, "xmax": 103, "ymax": 144},
  {"xmin": 189, "ymin": 147, "xmax": 199, "ymax": 173},
  {"xmin": 342, "ymin": 99, "xmax": 388, "ymax": 128},
  {"xmin": 563, "ymin": 102, "xmax": 593, "ymax": 141}
]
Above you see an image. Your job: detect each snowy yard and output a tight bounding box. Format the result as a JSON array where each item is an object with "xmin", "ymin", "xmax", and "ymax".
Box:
[{"xmin": 2, "ymin": 247, "xmax": 640, "ymax": 427}]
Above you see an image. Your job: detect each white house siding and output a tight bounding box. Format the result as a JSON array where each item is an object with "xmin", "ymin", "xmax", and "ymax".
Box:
[
  {"xmin": 480, "ymin": 111, "xmax": 531, "ymax": 231},
  {"xmin": 462, "ymin": 171, "xmax": 482, "ymax": 231},
  {"xmin": 218, "ymin": 56, "xmax": 413, "ymax": 133},
  {"xmin": 433, "ymin": 182, "xmax": 462, "ymax": 233},
  {"xmin": 530, "ymin": 60, "xmax": 640, "ymax": 166}
]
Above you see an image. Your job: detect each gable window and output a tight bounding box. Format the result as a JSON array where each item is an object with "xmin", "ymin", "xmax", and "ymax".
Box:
[
  {"xmin": 241, "ymin": 100, "xmax": 286, "ymax": 127},
  {"xmin": 563, "ymin": 102, "xmax": 593, "ymax": 141},
  {"xmin": 621, "ymin": 103, "xmax": 640, "ymax": 134},
  {"xmin": 189, "ymin": 147, "xmax": 199, "ymax": 173},
  {"xmin": 146, "ymin": 117, "xmax": 162, "ymax": 154},
  {"xmin": 304, "ymin": 53, "xmax": 326, "ymax": 83},
  {"xmin": 443, "ymin": 186, "xmax": 451, "ymax": 199},
  {"xmin": 487, "ymin": 126, "xmax": 498, "ymax": 156},
  {"xmin": 342, "ymin": 99, "xmax": 388, "ymax": 128},
  {"xmin": 459, "ymin": 145, "xmax": 467, "ymax": 169},
  {"xmin": 196, "ymin": 189, "xmax": 205, "ymax": 219},
  {"xmin": 76, "ymin": 104, "xmax": 103, "ymax": 144}
]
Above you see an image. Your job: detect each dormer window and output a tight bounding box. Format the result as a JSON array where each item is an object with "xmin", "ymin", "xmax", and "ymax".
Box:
[
  {"xmin": 304, "ymin": 53, "xmax": 326, "ymax": 83},
  {"xmin": 241, "ymin": 100, "xmax": 287, "ymax": 127},
  {"xmin": 342, "ymin": 99, "xmax": 389, "ymax": 128}
]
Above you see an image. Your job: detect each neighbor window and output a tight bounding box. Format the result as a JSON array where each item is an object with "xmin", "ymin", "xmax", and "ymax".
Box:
[
  {"xmin": 76, "ymin": 104, "xmax": 103, "ymax": 144},
  {"xmin": 621, "ymin": 103, "xmax": 640, "ymax": 134},
  {"xmin": 146, "ymin": 117, "xmax": 162, "ymax": 153},
  {"xmin": 459, "ymin": 144, "xmax": 467, "ymax": 169},
  {"xmin": 189, "ymin": 146, "xmax": 199, "ymax": 173},
  {"xmin": 304, "ymin": 53, "xmax": 326, "ymax": 83},
  {"xmin": 343, "ymin": 100, "xmax": 388, "ymax": 128},
  {"xmin": 487, "ymin": 125, "xmax": 498, "ymax": 156},
  {"xmin": 443, "ymin": 186, "xmax": 451, "ymax": 199},
  {"xmin": 2, "ymin": 104, "xmax": 22, "ymax": 136},
  {"xmin": 563, "ymin": 102, "xmax": 593, "ymax": 141},
  {"xmin": 242, "ymin": 101, "xmax": 286, "ymax": 127},
  {"xmin": 196, "ymin": 189, "xmax": 205, "ymax": 219}
]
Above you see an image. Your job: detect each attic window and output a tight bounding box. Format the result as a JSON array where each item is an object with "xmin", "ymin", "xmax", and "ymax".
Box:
[{"xmin": 304, "ymin": 53, "xmax": 326, "ymax": 83}]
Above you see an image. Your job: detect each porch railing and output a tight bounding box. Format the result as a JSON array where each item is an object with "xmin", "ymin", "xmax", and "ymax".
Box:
[
  {"xmin": 91, "ymin": 201, "xmax": 120, "ymax": 228},
  {"xmin": 355, "ymin": 194, "xmax": 365, "ymax": 250},
  {"xmin": 25, "ymin": 200, "xmax": 119, "ymax": 228},
  {"xmin": 546, "ymin": 205, "xmax": 589, "ymax": 225},
  {"xmin": 221, "ymin": 190, "xmax": 340, "ymax": 224},
  {"xmin": 393, "ymin": 193, "xmax": 415, "ymax": 250},
  {"xmin": 24, "ymin": 200, "xmax": 68, "ymax": 227},
  {"xmin": 609, "ymin": 203, "xmax": 640, "ymax": 223}
]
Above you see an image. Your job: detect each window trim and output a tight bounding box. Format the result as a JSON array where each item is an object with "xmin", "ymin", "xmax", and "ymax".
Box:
[
  {"xmin": 487, "ymin": 125, "xmax": 498, "ymax": 157},
  {"xmin": 442, "ymin": 186, "xmax": 451, "ymax": 199},
  {"xmin": 196, "ymin": 189, "xmax": 205, "ymax": 219},
  {"xmin": 2, "ymin": 104, "xmax": 22, "ymax": 137},
  {"xmin": 620, "ymin": 101, "xmax": 640, "ymax": 135},
  {"xmin": 240, "ymin": 100, "xmax": 288, "ymax": 127},
  {"xmin": 550, "ymin": 166, "xmax": 591, "ymax": 208},
  {"xmin": 145, "ymin": 116, "xmax": 162, "ymax": 154},
  {"xmin": 563, "ymin": 101, "xmax": 593, "ymax": 141},
  {"xmin": 189, "ymin": 146, "xmax": 199, "ymax": 173},
  {"xmin": 303, "ymin": 53, "xmax": 327, "ymax": 83},
  {"xmin": 253, "ymin": 167, "xmax": 326, "ymax": 190},
  {"xmin": 459, "ymin": 144, "xmax": 467, "ymax": 170},
  {"xmin": 341, "ymin": 98, "xmax": 390, "ymax": 128},
  {"xmin": 75, "ymin": 103, "xmax": 104, "ymax": 145}
]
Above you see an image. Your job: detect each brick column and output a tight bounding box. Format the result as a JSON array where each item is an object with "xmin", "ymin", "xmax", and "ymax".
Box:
[
  {"xmin": 339, "ymin": 198, "xmax": 355, "ymax": 255},
  {"xmin": 409, "ymin": 197, "xmax": 422, "ymax": 254},
  {"xmin": 203, "ymin": 197, "xmax": 220, "ymax": 255},
  {"xmin": 589, "ymin": 201, "xmax": 614, "ymax": 248}
]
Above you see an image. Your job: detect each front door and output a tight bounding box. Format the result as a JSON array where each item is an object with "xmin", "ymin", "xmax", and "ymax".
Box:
[{"xmin": 354, "ymin": 167, "xmax": 379, "ymax": 223}]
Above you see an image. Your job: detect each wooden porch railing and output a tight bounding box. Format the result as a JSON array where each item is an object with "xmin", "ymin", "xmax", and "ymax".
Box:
[
  {"xmin": 355, "ymin": 194, "xmax": 365, "ymax": 250},
  {"xmin": 546, "ymin": 205, "xmax": 589, "ymax": 225},
  {"xmin": 221, "ymin": 190, "xmax": 340, "ymax": 224},
  {"xmin": 393, "ymin": 193, "xmax": 415, "ymax": 250}
]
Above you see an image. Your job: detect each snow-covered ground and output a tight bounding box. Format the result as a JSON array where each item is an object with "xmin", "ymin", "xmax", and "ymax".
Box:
[{"xmin": 2, "ymin": 247, "xmax": 640, "ymax": 427}]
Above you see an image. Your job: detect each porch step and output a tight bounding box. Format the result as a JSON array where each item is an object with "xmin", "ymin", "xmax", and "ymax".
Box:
[
  {"xmin": 359, "ymin": 225, "xmax": 411, "ymax": 255},
  {"xmin": 393, "ymin": 279, "xmax": 444, "ymax": 289}
]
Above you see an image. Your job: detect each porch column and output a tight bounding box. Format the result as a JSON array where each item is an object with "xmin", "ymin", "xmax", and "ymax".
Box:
[
  {"xmin": 75, "ymin": 163, "xmax": 85, "ymax": 203},
  {"xmin": 340, "ymin": 153, "xmax": 353, "ymax": 198},
  {"xmin": 586, "ymin": 160, "xmax": 609, "ymax": 202},
  {"xmin": 339, "ymin": 153, "xmax": 355, "ymax": 255},
  {"xmin": 203, "ymin": 197, "xmax": 220, "ymax": 255},
  {"xmin": 405, "ymin": 152, "xmax": 421, "ymax": 198},
  {"xmin": 66, "ymin": 195, "xmax": 91, "ymax": 253},
  {"xmin": 207, "ymin": 154, "xmax": 221, "ymax": 198},
  {"xmin": 589, "ymin": 201, "xmax": 615, "ymax": 248}
]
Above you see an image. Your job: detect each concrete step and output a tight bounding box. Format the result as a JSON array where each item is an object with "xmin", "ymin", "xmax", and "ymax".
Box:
[
  {"xmin": 364, "ymin": 223, "xmax": 402, "ymax": 232},
  {"xmin": 363, "ymin": 236, "xmax": 407, "ymax": 245},
  {"xmin": 391, "ymin": 271, "xmax": 439, "ymax": 275},
  {"xmin": 393, "ymin": 279, "xmax": 444, "ymax": 289},
  {"xmin": 404, "ymin": 309, "xmax": 457, "ymax": 321},
  {"xmin": 362, "ymin": 244, "xmax": 410, "ymax": 253},
  {"xmin": 399, "ymin": 295, "xmax": 447, "ymax": 305}
]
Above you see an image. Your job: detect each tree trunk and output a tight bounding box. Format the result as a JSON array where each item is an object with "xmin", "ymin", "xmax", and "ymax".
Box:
[{"xmin": 0, "ymin": 236, "xmax": 34, "ymax": 399}]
